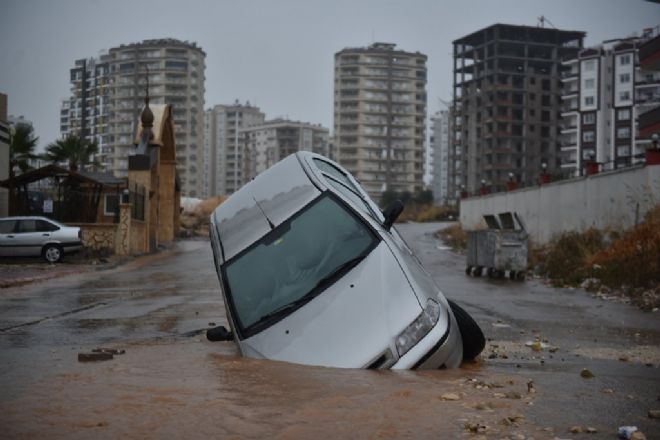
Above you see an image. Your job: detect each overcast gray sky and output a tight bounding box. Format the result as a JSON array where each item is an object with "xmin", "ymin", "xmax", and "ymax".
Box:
[{"xmin": 1, "ymin": 0, "xmax": 658, "ymax": 151}]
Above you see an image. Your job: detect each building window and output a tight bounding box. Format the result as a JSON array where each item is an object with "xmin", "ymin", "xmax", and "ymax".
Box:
[
  {"xmin": 619, "ymin": 54, "xmax": 631, "ymax": 65},
  {"xmin": 617, "ymin": 108, "xmax": 631, "ymax": 120},
  {"xmin": 583, "ymin": 59, "xmax": 596, "ymax": 71},
  {"xmin": 582, "ymin": 130, "xmax": 595, "ymax": 142},
  {"xmin": 619, "ymin": 91, "xmax": 631, "ymax": 101},
  {"xmin": 582, "ymin": 113, "xmax": 596, "ymax": 124},
  {"xmin": 584, "ymin": 78, "xmax": 595, "ymax": 89},
  {"xmin": 104, "ymin": 194, "xmax": 119, "ymax": 216},
  {"xmin": 617, "ymin": 145, "xmax": 631, "ymax": 157},
  {"xmin": 617, "ymin": 127, "xmax": 630, "ymax": 139},
  {"xmin": 584, "ymin": 96, "xmax": 595, "ymax": 106},
  {"xmin": 619, "ymin": 73, "xmax": 631, "ymax": 83}
]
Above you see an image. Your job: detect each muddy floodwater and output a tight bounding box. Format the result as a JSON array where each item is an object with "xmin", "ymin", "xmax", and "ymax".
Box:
[
  {"xmin": 1, "ymin": 224, "xmax": 659, "ymax": 439},
  {"xmin": 1, "ymin": 338, "xmax": 534, "ymax": 440}
]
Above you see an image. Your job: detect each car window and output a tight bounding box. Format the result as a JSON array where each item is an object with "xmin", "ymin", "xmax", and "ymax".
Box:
[
  {"xmin": 223, "ymin": 193, "xmax": 379, "ymax": 336},
  {"xmin": 36, "ymin": 220, "xmax": 59, "ymax": 232},
  {"xmin": 18, "ymin": 220, "xmax": 38, "ymax": 233},
  {"xmin": 312, "ymin": 158, "xmax": 383, "ymax": 222},
  {"xmin": 0, "ymin": 220, "xmax": 16, "ymax": 234},
  {"xmin": 313, "ymin": 158, "xmax": 355, "ymax": 189}
]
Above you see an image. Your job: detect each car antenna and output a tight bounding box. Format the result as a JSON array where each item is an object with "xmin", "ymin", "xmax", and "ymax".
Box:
[{"xmin": 253, "ymin": 197, "xmax": 275, "ymax": 230}]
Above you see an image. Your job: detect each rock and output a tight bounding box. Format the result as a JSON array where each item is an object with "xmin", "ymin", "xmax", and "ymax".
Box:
[
  {"xmin": 580, "ymin": 368, "xmax": 595, "ymax": 378},
  {"xmin": 78, "ymin": 352, "xmax": 113, "ymax": 362},
  {"xmin": 648, "ymin": 409, "xmax": 660, "ymax": 419},
  {"xmin": 569, "ymin": 426, "xmax": 583, "ymax": 433},
  {"xmin": 585, "ymin": 426, "xmax": 597, "ymax": 433},
  {"xmin": 505, "ymin": 391, "xmax": 522, "ymax": 399},
  {"xmin": 631, "ymin": 432, "xmax": 647, "ymax": 440},
  {"xmin": 619, "ymin": 355, "xmax": 630, "ymax": 362},
  {"xmin": 440, "ymin": 392, "xmax": 461, "ymax": 401}
]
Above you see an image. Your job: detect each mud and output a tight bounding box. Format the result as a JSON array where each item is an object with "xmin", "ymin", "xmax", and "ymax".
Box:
[{"xmin": 0, "ymin": 337, "xmax": 540, "ymax": 440}]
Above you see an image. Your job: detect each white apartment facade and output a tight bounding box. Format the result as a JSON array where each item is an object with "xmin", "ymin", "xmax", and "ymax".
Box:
[
  {"xmin": 429, "ymin": 109, "xmax": 450, "ymax": 205},
  {"xmin": 561, "ymin": 31, "xmax": 660, "ymax": 174},
  {"xmin": 333, "ymin": 43, "xmax": 427, "ymax": 201},
  {"xmin": 203, "ymin": 102, "xmax": 265, "ymax": 197},
  {"xmin": 243, "ymin": 119, "xmax": 329, "ymax": 180},
  {"xmin": 61, "ymin": 39, "xmax": 206, "ymax": 197}
]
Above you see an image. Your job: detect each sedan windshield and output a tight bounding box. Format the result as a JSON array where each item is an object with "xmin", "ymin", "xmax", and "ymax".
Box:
[{"xmin": 223, "ymin": 193, "xmax": 379, "ymax": 336}]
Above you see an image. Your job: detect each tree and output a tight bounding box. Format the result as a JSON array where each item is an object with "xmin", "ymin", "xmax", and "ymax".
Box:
[
  {"xmin": 44, "ymin": 134, "xmax": 100, "ymax": 171},
  {"xmin": 9, "ymin": 123, "xmax": 39, "ymax": 174}
]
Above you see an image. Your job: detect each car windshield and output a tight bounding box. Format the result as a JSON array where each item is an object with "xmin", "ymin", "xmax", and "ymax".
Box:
[{"xmin": 223, "ymin": 193, "xmax": 379, "ymax": 336}]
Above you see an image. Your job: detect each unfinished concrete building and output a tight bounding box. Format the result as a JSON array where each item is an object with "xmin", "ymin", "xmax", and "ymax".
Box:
[{"xmin": 451, "ymin": 24, "xmax": 584, "ymax": 199}]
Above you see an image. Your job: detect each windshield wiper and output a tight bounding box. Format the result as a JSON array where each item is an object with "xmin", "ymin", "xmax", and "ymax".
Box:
[
  {"xmin": 313, "ymin": 254, "xmax": 367, "ymax": 291},
  {"xmin": 250, "ymin": 254, "xmax": 368, "ymax": 329},
  {"xmin": 251, "ymin": 293, "xmax": 318, "ymax": 327}
]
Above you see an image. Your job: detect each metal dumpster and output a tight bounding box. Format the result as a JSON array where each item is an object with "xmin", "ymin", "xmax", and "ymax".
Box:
[{"xmin": 466, "ymin": 212, "xmax": 528, "ymax": 280}]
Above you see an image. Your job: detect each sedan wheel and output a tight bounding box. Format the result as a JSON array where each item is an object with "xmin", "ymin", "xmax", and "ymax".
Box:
[{"xmin": 43, "ymin": 244, "xmax": 63, "ymax": 263}]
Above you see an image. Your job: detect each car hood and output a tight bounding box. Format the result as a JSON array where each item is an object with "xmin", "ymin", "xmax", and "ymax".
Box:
[{"xmin": 237, "ymin": 242, "xmax": 422, "ymax": 368}]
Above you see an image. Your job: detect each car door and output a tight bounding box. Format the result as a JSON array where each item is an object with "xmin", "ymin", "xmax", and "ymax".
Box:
[
  {"xmin": 0, "ymin": 219, "xmax": 19, "ymax": 257},
  {"xmin": 14, "ymin": 219, "xmax": 53, "ymax": 257}
]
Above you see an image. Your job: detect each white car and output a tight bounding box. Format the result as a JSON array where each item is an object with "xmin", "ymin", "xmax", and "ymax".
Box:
[
  {"xmin": 0, "ymin": 216, "xmax": 83, "ymax": 263},
  {"xmin": 208, "ymin": 152, "xmax": 484, "ymax": 369}
]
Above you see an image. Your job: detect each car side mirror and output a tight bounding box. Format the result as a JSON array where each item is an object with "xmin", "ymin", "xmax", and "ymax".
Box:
[
  {"xmin": 206, "ymin": 325, "xmax": 234, "ymax": 342},
  {"xmin": 382, "ymin": 200, "xmax": 404, "ymax": 231}
]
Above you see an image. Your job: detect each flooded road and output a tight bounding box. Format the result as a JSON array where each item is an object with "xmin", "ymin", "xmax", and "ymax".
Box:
[{"xmin": 1, "ymin": 224, "xmax": 658, "ymax": 439}]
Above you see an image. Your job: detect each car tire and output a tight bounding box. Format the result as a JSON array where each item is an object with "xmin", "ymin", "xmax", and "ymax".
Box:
[
  {"xmin": 42, "ymin": 244, "xmax": 63, "ymax": 263},
  {"xmin": 447, "ymin": 299, "xmax": 485, "ymax": 362}
]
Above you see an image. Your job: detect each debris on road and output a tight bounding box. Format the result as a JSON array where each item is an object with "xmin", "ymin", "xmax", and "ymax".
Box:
[
  {"xmin": 78, "ymin": 347, "xmax": 126, "ymax": 362},
  {"xmin": 78, "ymin": 352, "xmax": 113, "ymax": 362},
  {"xmin": 580, "ymin": 368, "xmax": 595, "ymax": 378}
]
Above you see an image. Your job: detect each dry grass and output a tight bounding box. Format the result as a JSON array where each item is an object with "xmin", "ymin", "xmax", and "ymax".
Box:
[{"xmin": 436, "ymin": 224, "xmax": 467, "ymax": 252}]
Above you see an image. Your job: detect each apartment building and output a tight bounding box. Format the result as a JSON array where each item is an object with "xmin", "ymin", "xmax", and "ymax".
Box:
[
  {"xmin": 561, "ymin": 28, "xmax": 660, "ymax": 174},
  {"xmin": 243, "ymin": 119, "xmax": 329, "ymax": 180},
  {"xmin": 451, "ymin": 24, "xmax": 584, "ymax": 200},
  {"xmin": 203, "ymin": 102, "xmax": 265, "ymax": 197},
  {"xmin": 61, "ymin": 39, "xmax": 206, "ymax": 197},
  {"xmin": 429, "ymin": 109, "xmax": 451, "ymax": 205},
  {"xmin": 333, "ymin": 42, "xmax": 427, "ymax": 201},
  {"xmin": 60, "ymin": 55, "xmax": 111, "ymax": 166}
]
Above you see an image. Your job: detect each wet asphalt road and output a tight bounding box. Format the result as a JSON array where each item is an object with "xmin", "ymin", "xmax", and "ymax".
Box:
[{"xmin": 0, "ymin": 223, "xmax": 658, "ymax": 439}]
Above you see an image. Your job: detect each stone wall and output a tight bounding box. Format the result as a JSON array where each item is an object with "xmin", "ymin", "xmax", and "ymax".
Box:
[{"xmin": 76, "ymin": 223, "xmax": 117, "ymax": 252}]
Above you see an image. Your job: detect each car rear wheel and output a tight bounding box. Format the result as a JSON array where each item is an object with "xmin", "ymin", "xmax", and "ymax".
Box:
[
  {"xmin": 42, "ymin": 244, "xmax": 63, "ymax": 263},
  {"xmin": 448, "ymin": 299, "xmax": 485, "ymax": 362}
]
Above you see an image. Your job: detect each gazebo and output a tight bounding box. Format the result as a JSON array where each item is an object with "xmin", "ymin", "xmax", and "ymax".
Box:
[{"xmin": 0, "ymin": 164, "xmax": 127, "ymax": 223}]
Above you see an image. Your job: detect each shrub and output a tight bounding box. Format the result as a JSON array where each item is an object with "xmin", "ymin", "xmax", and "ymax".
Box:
[
  {"xmin": 543, "ymin": 228, "xmax": 606, "ymax": 286},
  {"xmin": 588, "ymin": 205, "xmax": 660, "ymax": 289}
]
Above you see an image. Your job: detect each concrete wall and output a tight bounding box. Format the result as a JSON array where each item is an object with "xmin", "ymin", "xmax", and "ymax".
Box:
[{"xmin": 460, "ymin": 164, "xmax": 660, "ymax": 244}]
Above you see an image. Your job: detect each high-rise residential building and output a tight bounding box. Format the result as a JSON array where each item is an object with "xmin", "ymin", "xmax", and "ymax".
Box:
[
  {"xmin": 638, "ymin": 28, "xmax": 660, "ymax": 144},
  {"xmin": 203, "ymin": 101, "xmax": 265, "ymax": 197},
  {"xmin": 451, "ymin": 24, "xmax": 584, "ymax": 200},
  {"xmin": 560, "ymin": 28, "xmax": 660, "ymax": 174},
  {"xmin": 430, "ymin": 108, "xmax": 451, "ymax": 205},
  {"xmin": 61, "ymin": 39, "xmax": 206, "ymax": 197},
  {"xmin": 60, "ymin": 55, "xmax": 111, "ymax": 166},
  {"xmin": 243, "ymin": 119, "xmax": 329, "ymax": 181},
  {"xmin": 333, "ymin": 42, "xmax": 427, "ymax": 201}
]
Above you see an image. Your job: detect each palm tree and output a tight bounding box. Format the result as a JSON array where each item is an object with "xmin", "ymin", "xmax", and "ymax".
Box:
[
  {"xmin": 44, "ymin": 134, "xmax": 100, "ymax": 172},
  {"xmin": 9, "ymin": 123, "xmax": 39, "ymax": 174}
]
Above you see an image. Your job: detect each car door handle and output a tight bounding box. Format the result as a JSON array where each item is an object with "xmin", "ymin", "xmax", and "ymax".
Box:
[{"xmin": 42, "ymin": 233, "xmax": 50, "ymax": 237}]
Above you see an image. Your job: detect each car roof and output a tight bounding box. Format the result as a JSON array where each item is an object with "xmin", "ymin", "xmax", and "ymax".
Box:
[
  {"xmin": 0, "ymin": 216, "xmax": 68, "ymax": 226},
  {"xmin": 211, "ymin": 152, "xmax": 322, "ymax": 262}
]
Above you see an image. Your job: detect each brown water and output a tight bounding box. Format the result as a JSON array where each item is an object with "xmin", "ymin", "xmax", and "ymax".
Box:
[{"xmin": 0, "ymin": 337, "xmax": 537, "ymax": 440}]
